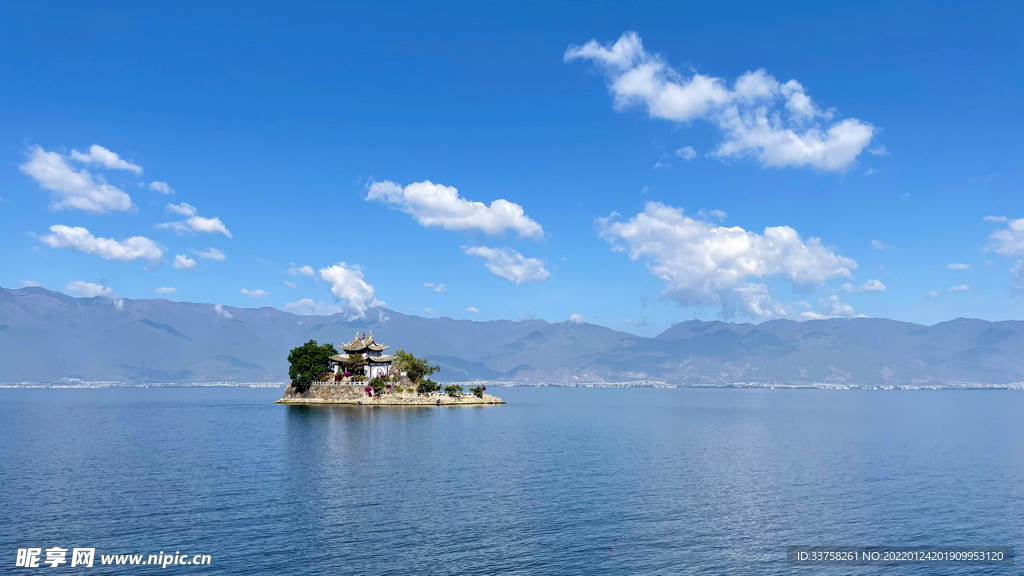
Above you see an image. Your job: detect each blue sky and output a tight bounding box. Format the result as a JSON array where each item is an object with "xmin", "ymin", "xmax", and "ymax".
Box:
[{"xmin": 1, "ymin": 0, "xmax": 1021, "ymax": 335}]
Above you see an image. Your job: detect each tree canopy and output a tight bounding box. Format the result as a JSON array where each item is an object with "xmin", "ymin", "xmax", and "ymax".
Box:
[
  {"xmin": 393, "ymin": 349, "xmax": 440, "ymax": 383},
  {"xmin": 416, "ymin": 378, "xmax": 441, "ymax": 395},
  {"xmin": 287, "ymin": 340, "xmax": 338, "ymax": 392},
  {"xmin": 346, "ymin": 352, "xmax": 367, "ymax": 375}
]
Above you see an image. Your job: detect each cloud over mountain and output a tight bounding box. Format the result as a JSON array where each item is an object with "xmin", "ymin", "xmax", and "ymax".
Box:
[
  {"xmin": 20, "ymin": 145, "xmax": 134, "ymax": 212},
  {"xmin": 319, "ymin": 263, "xmax": 383, "ymax": 318},
  {"xmin": 40, "ymin": 225, "xmax": 164, "ymax": 265},
  {"xmin": 565, "ymin": 32, "xmax": 877, "ymax": 172},
  {"xmin": 367, "ymin": 180, "xmax": 544, "ymax": 240},
  {"xmin": 158, "ymin": 203, "xmax": 232, "ymax": 238},
  {"xmin": 463, "ymin": 246, "xmax": 551, "ymax": 283},
  {"xmin": 69, "ymin": 144, "xmax": 143, "ymax": 174},
  {"xmin": 64, "ymin": 280, "xmax": 115, "ymax": 298},
  {"xmin": 598, "ymin": 202, "xmax": 855, "ymax": 318}
]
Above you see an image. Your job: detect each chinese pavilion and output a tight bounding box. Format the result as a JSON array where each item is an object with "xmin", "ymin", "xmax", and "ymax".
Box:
[{"xmin": 329, "ymin": 331, "xmax": 394, "ymax": 380}]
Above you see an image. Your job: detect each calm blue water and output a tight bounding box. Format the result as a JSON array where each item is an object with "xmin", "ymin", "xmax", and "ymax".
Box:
[{"xmin": 2, "ymin": 387, "xmax": 1022, "ymax": 574}]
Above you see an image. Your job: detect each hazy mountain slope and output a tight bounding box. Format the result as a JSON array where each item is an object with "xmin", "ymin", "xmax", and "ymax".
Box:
[
  {"xmin": 0, "ymin": 287, "xmax": 557, "ymax": 382},
  {"xmin": 1, "ymin": 286, "xmax": 1023, "ymax": 386},
  {"xmin": 637, "ymin": 317, "xmax": 1024, "ymax": 385},
  {"xmin": 480, "ymin": 321, "xmax": 642, "ymax": 380}
]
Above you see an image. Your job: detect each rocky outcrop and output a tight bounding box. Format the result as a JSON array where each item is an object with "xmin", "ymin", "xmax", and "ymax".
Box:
[{"xmin": 275, "ymin": 384, "xmax": 504, "ymax": 406}]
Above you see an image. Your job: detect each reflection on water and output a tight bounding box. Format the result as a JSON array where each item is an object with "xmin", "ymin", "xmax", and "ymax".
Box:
[{"xmin": 2, "ymin": 386, "xmax": 1022, "ymax": 575}]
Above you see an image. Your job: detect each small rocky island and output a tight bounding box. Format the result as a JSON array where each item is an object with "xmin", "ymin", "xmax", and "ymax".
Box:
[{"xmin": 276, "ymin": 332, "xmax": 504, "ymax": 406}]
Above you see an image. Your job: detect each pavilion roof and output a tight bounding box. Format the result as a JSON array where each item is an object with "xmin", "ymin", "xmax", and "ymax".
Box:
[
  {"xmin": 340, "ymin": 331, "xmax": 389, "ymax": 352},
  {"xmin": 331, "ymin": 353, "xmax": 393, "ymax": 363}
]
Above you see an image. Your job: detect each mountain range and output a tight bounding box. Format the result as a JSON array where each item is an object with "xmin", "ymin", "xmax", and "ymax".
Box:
[{"xmin": 2, "ymin": 286, "xmax": 1023, "ymax": 386}]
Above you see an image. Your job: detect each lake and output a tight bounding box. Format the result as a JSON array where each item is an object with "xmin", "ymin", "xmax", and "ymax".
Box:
[{"xmin": 2, "ymin": 386, "xmax": 1021, "ymax": 574}]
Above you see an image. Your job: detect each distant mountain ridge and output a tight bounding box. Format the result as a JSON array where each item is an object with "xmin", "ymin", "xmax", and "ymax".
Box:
[{"xmin": 1, "ymin": 286, "xmax": 1023, "ymax": 386}]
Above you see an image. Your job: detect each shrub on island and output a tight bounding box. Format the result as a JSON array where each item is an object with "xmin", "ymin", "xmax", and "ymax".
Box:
[
  {"xmin": 369, "ymin": 377, "xmax": 387, "ymax": 396},
  {"xmin": 416, "ymin": 379, "xmax": 441, "ymax": 395},
  {"xmin": 444, "ymin": 384, "xmax": 463, "ymax": 398},
  {"xmin": 469, "ymin": 385, "xmax": 486, "ymax": 398}
]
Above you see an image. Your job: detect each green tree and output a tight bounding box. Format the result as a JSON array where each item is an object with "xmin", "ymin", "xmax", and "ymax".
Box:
[
  {"xmin": 393, "ymin": 349, "xmax": 440, "ymax": 383},
  {"xmin": 287, "ymin": 340, "xmax": 339, "ymax": 393},
  {"xmin": 346, "ymin": 352, "xmax": 367, "ymax": 376},
  {"xmin": 469, "ymin": 385, "xmax": 486, "ymax": 398},
  {"xmin": 416, "ymin": 378, "xmax": 441, "ymax": 395},
  {"xmin": 444, "ymin": 384, "xmax": 463, "ymax": 398},
  {"xmin": 369, "ymin": 377, "xmax": 387, "ymax": 396}
]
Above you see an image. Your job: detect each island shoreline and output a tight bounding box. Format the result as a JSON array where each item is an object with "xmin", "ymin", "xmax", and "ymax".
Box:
[{"xmin": 276, "ymin": 384, "xmax": 505, "ymax": 406}]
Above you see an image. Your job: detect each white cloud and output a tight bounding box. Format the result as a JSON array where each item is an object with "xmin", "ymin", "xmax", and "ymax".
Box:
[
  {"xmin": 863, "ymin": 168, "xmax": 876, "ymax": 176},
  {"xmin": 158, "ymin": 204, "xmax": 232, "ymax": 238},
  {"xmin": 284, "ymin": 281, "xmax": 296, "ymax": 288},
  {"xmin": 366, "ymin": 180, "xmax": 544, "ymax": 240},
  {"xmin": 859, "ymin": 279, "xmax": 886, "ymax": 293},
  {"xmin": 187, "ymin": 216, "xmax": 232, "ymax": 237},
  {"xmin": 20, "ymin": 280, "xmax": 41, "ymax": 288},
  {"xmin": 40, "ymin": 225, "xmax": 163, "ymax": 264},
  {"xmin": 925, "ymin": 290, "xmax": 939, "ymax": 298},
  {"xmin": 69, "ymin": 144, "xmax": 143, "ymax": 174},
  {"xmin": 214, "ymin": 304, "xmax": 233, "ymax": 319},
  {"xmin": 801, "ymin": 295, "xmax": 862, "ymax": 320},
  {"xmin": 462, "ymin": 246, "xmax": 551, "ymax": 283},
  {"xmin": 287, "ymin": 265, "xmax": 314, "ymax": 277},
  {"xmin": 697, "ymin": 209, "xmax": 727, "ymax": 221},
  {"xmin": 149, "ymin": 181, "xmax": 174, "ymax": 194},
  {"xmin": 466, "ymin": 306, "xmax": 480, "ymax": 313},
  {"xmin": 871, "ymin": 239, "xmax": 890, "ymax": 250},
  {"xmin": 424, "ymin": 307, "xmax": 435, "ymax": 315},
  {"xmin": 598, "ymin": 202, "xmax": 856, "ymax": 318},
  {"xmin": 653, "ymin": 154, "xmax": 671, "ymax": 169},
  {"xmin": 282, "ymin": 299, "xmax": 345, "ymax": 316},
  {"xmin": 194, "ymin": 247, "xmax": 226, "ymax": 261},
  {"xmin": 985, "ymin": 218, "xmax": 1024, "ymax": 293},
  {"xmin": 20, "ymin": 146, "xmax": 134, "ymax": 212},
  {"xmin": 675, "ymin": 146, "xmax": 697, "ymax": 161},
  {"xmin": 867, "ymin": 145, "xmax": 889, "ymax": 156},
  {"xmin": 173, "ymin": 254, "xmax": 196, "ymax": 270},
  {"xmin": 65, "ymin": 280, "xmax": 114, "ymax": 298},
  {"xmin": 987, "ymin": 217, "xmax": 1024, "ymax": 257},
  {"xmin": 318, "ymin": 263, "xmax": 384, "ymax": 319},
  {"xmin": 422, "ymin": 282, "xmax": 448, "ymax": 292},
  {"xmin": 156, "ymin": 222, "xmax": 190, "ymax": 234},
  {"xmin": 569, "ymin": 314, "xmax": 583, "ymax": 323},
  {"xmin": 166, "ymin": 202, "xmax": 197, "ymax": 216},
  {"xmin": 565, "ymin": 32, "xmax": 876, "ymax": 172},
  {"xmin": 948, "ymin": 285, "xmax": 970, "ymax": 292},
  {"xmin": 241, "ymin": 288, "xmax": 268, "ymax": 298},
  {"xmin": 843, "ymin": 279, "xmax": 886, "ymax": 293},
  {"xmin": 155, "ymin": 287, "xmax": 177, "ymax": 294},
  {"xmin": 947, "ymin": 263, "xmax": 970, "ymax": 270}
]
